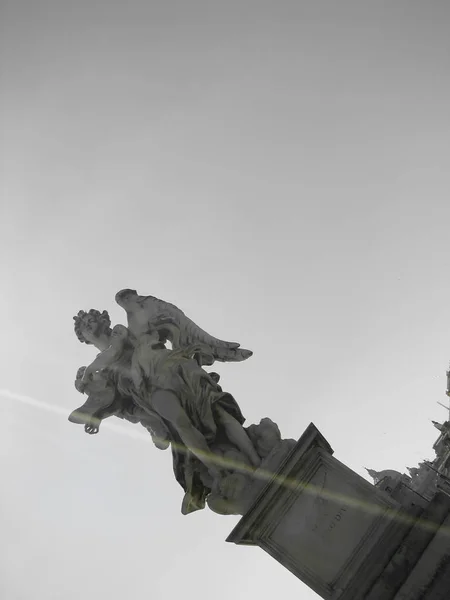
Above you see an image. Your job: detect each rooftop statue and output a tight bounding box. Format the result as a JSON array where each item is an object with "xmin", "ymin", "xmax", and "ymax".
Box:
[{"xmin": 70, "ymin": 290, "xmax": 294, "ymax": 515}]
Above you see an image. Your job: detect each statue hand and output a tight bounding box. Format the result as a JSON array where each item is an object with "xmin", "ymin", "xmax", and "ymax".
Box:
[
  {"xmin": 79, "ymin": 369, "xmax": 95, "ymax": 392},
  {"xmin": 81, "ymin": 368, "xmax": 92, "ymax": 383},
  {"xmin": 74, "ymin": 379, "xmax": 87, "ymax": 394}
]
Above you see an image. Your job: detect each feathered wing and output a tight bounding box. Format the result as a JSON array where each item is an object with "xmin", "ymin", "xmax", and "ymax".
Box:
[{"xmin": 133, "ymin": 295, "xmax": 253, "ymax": 365}]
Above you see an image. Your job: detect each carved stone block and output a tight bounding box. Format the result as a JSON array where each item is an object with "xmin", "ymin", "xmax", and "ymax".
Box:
[{"xmin": 227, "ymin": 424, "xmax": 410, "ymax": 600}]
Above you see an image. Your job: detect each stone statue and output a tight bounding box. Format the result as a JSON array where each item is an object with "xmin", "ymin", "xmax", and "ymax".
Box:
[
  {"xmin": 70, "ymin": 290, "xmax": 294, "ymax": 515},
  {"xmin": 366, "ymin": 468, "xmax": 410, "ymax": 486}
]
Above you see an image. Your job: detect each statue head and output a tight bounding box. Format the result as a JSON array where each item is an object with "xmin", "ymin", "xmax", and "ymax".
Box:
[
  {"xmin": 115, "ymin": 288, "xmax": 138, "ymax": 310},
  {"xmin": 110, "ymin": 324, "xmax": 132, "ymax": 348},
  {"xmin": 73, "ymin": 309, "xmax": 112, "ymax": 345}
]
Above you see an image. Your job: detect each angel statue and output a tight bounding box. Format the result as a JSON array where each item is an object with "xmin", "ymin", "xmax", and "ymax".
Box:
[{"xmin": 70, "ymin": 296, "xmax": 266, "ymax": 512}]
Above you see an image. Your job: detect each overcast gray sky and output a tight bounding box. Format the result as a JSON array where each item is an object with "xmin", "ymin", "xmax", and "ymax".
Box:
[{"xmin": 1, "ymin": 2, "xmax": 450, "ymax": 599}]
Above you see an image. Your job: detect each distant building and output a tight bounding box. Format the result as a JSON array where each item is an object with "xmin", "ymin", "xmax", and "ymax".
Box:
[{"xmin": 368, "ymin": 366, "xmax": 450, "ymax": 502}]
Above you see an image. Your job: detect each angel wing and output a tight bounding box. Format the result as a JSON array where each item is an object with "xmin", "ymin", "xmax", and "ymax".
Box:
[{"xmin": 115, "ymin": 289, "xmax": 252, "ymax": 365}]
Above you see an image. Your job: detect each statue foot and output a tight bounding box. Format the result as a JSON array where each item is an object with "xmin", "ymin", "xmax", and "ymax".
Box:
[{"xmin": 181, "ymin": 492, "xmax": 205, "ymax": 515}]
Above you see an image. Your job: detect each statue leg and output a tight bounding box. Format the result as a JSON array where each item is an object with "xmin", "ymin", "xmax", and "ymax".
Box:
[
  {"xmin": 151, "ymin": 390, "xmax": 222, "ymax": 479},
  {"xmin": 214, "ymin": 406, "xmax": 261, "ymax": 468}
]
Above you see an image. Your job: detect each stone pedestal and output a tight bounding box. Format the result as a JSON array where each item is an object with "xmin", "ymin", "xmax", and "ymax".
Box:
[{"xmin": 227, "ymin": 424, "xmax": 450, "ymax": 600}]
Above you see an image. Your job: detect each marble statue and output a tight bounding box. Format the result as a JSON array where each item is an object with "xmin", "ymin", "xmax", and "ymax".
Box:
[{"xmin": 70, "ymin": 289, "xmax": 294, "ymax": 515}]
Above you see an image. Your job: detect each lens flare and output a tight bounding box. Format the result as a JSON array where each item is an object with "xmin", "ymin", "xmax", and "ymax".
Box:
[{"xmin": 2, "ymin": 388, "xmax": 449, "ymax": 535}]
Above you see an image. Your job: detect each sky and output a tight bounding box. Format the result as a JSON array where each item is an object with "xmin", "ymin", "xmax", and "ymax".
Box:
[{"xmin": 1, "ymin": 1, "xmax": 450, "ymax": 599}]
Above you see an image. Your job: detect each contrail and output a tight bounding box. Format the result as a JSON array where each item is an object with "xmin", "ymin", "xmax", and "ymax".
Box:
[
  {"xmin": 0, "ymin": 389, "xmax": 69, "ymax": 416},
  {"xmin": 2, "ymin": 389, "xmax": 449, "ymax": 534},
  {"xmin": 0, "ymin": 389, "xmax": 150, "ymax": 442}
]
